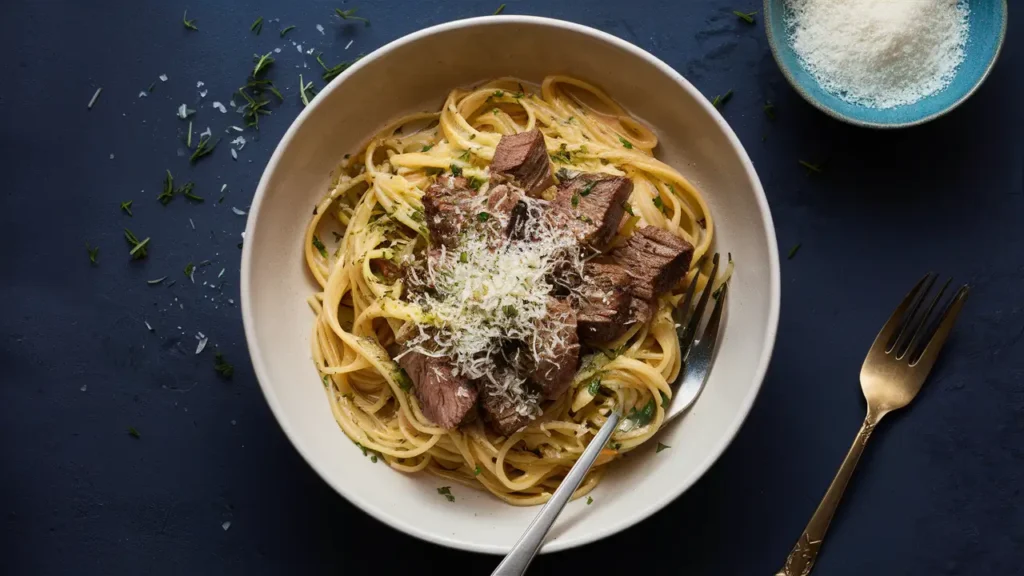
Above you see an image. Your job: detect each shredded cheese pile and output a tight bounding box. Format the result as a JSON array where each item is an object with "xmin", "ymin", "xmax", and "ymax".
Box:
[
  {"xmin": 786, "ymin": 0, "xmax": 969, "ymax": 109},
  {"xmin": 401, "ymin": 194, "xmax": 583, "ymax": 415}
]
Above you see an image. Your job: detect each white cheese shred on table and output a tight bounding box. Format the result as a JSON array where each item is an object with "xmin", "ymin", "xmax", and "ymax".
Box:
[{"xmin": 785, "ymin": 0, "xmax": 969, "ymax": 109}]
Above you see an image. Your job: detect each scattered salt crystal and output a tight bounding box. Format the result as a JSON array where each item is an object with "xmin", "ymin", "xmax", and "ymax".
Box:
[
  {"xmin": 296, "ymin": 43, "xmax": 303, "ymax": 53},
  {"xmin": 228, "ymin": 299, "xmax": 235, "ymax": 304},
  {"xmin": 230, "ymin": 126, "xmax": 244, "ymax": 132},
  {"xmin": 138, "ymin": 91, "xmax": 148, "ymax": 98},
  {"xmin": 87, "ymin": 88, "xmax": 102, "ymax": 109},
  {"xmin": 232, "ymin": 207, "xmax": 247, "ymax": 215},
  {"xmin": 345, "ymin": 39, "xmax": 354, "ymax": 50},
  {"xmin": 199, "ymin": 89, "xmax": 208, "ymax": 98},
  {"xmin": 220, "ymin": 184, "xmax": 227, "ymax": 192},
  {"xmin": 195, "ymin": 336, "xmax": 209, "ymax": 355},
  {"xmin": 196, "ymin": 81, "xmax": 204, "ymax": 88},
  {"xmin": 231, "ymin": 149, "xmax": 238, "ymax": 160},
  {"xmin": 218, "ymin": 268, "xmax": 225, "ymax": 278},
  {"xmin": 200, "ymin": 126, "xmax": 212, "ymax": 138},
  {"xmin": 274, "ymin": 48, "xmax": 281, "ymax": 54},
  {"xmin": 109, "ymin": 154, "xmax": 115, "ymax": 160},
  {"xmin": 189, "ymin": 218, "xmax": 195, "ymax": 230},
  {"xmin": 213, "ymin": 102, "xmax": 226, "ymax": 113},
  {"xmin": 145, "ymin": 320, "xmax": 153, "ymax": 331},
  {"xmin": 80, "ymin": 385, "xmax": 88, "ymax": 392},
  {"xmin": 316, "ymin": 24, "xmax": 325, "ymax": 35},
  {"xmin": 230, "ymin": 136, "xmax": 246, "ymax": 150},
  {"xmin": 222, "ymin": 521, "xmax": 231, "ymax": 531},
  {"xmin": 159, "ymin": 74, "xmax": 168, "ymax": 82},
  {"xmin": 306, "ymin": 47, "xmax": 315, "ymax": 55}
]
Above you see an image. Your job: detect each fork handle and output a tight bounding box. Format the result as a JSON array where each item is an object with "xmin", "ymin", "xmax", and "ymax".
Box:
[{"xmin": 776, "ymin": 411, "xmax": 884, "ymax": 576}]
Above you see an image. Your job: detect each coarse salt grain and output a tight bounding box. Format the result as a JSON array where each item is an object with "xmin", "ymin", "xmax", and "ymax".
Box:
[{"xmin": 785, "ymin": 0, "xmax": 969, "ymax": 109}]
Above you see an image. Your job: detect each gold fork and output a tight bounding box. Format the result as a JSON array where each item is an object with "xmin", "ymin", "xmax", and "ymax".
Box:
[{"xmin": 776, "ymin": 273, "xmax": 970, "ymax": 576}]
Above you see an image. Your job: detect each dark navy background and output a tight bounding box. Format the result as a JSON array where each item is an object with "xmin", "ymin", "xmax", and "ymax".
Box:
[{"xmin": 2, "ymin": 1, "xmax": 1021, "ymax": 574}]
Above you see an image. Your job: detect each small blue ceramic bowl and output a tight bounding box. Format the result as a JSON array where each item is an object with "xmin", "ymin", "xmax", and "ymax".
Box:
[{"xmin": 764, "ymin": 0, "xmax": 1007, "ymax": 128}]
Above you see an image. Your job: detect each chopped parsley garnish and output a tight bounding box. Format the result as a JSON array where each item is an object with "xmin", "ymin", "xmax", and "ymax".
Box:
[
  {"xmin": 622, "ymin": 201, "xmax": 635, "ymax": 216},
  {"xmin": 450, "ymin": 164, "xmax": 463, "ymax": 177},
  {"xmin": 788, "ymin": 243, "xmax": 802, "ymax": 259},
  {"xmin": 587, "ymin": 377, "xmax": 601, "ymax": 396},
  {"xmin": 250, "ymin": 16, "xmax": 264, "ymax": 34},
  {"xmin": 436, "ymin": 486, "xmax": 455, "ymax": 502},
  {"xmin": 421, "ymin": 144, "xmax": 433, "ymax": 152},
  {"xmin": 214, "ymin": 352, "xmax": 234, "ymax": 379},
  {"xmin": 474, "ymin": 465, "xmax": 482, "ymax": 475},
  {"xmin": 312, "ymin": 235, "xmax": 328, "ymax": 258},
  {"xmin": 494, "ymin": 3, "xmax": 506, "ymax": 14},
  {"xmin": 458, "ymin": 150, "xmax": 471, "ymax": 161},
  {"xmin": 618, "ymin": 136, "xmax": 633, "ymax": 149},
  {"xmin": 158, "ymin": 170, "xmax": 175, "ymax": 204},
  {"xmin": 184, "ymin": 262, "xmax": 195, "ymax": 278},
  {"xmin": 652, "ymin": 196, "xmax": 666, "ymax": 212},
  {"xmin": 712, "ymin": 90, "xmax": 733, "ymax": 108},
  {"xmin": 624, "ymin": 398, "xmax": 656, "ymax": 429},
  {"xmin": 280, "ymin": 25, "xmax": 296, "ymax": 37},
  {"xmin": 571, "ymin": 193, "xmax": 580, "ymax": 208},
  {"xmin": 120, "ymin": 200, "xmax": 133, "ymax": 216},
  {"xmin": 799, "ymin": 160, "xmax": 823, "ymax": 174},
  {"xmin": 763, "ymin": 101, "xmax": 776, "ymax": 120},
  {"xmin": 252, "ymin": 52, "xmax": 275, "ymax": 78},
  {"xmin": 492, "ymin": 90, "xmax": 505, "ymax": 98},
  {"xmin": 477, "ymin": 212, "xmax": 490, "ymax": 222},
  {"xmin": 586, "ymin": 496, "xmax": 593, "ymax": 505},
  {"xmin": 182, "ymin": 10, "xmax": 198, "ymax": 30},
  {"xmin": 335, "ymin": 8, "xmax": 370, "ymax": 25},
  {"xmin": 656, "ymin": 442, "xmax": 671, "ymax": 453},
  {"xmin": 502, "ymin": 305, "xmax": 518, "ymax": 318},
  {"xmin": 579, "ymin": 181, "xmax": 597, "ymax": 197},
  {"xmin": 299, "ymin": 74, "xmax": 316, "ymax": 106},
  {"xmin": 732, "ymin": 10, "xmax": 757, "ymax": 24},
  {"xmin": 459, "ymin": 252, "xmax": 468, "ymax": 263},
  {"xmin": 467, "ymin": 176, "xmax": 486, "ymax": 190},
  {"xmin": 317, "ymin": 53, "xmax": 363, "ymax": 82},
  {"xmin": 370, "ymin": 454, "xmax": 378, "ymax": 463},
  {"xmin": 396, "ymin": 368, "xmax": 413, "ymax": 392},
  {"xmin": 86, "ymin": 244, "xmax": 99, "ymax": 265},
  {"xmin": 123, "ymin": 229, "xmax": 149, "ymax": 259},
  {"xmin": 147, "ymin": 276, "xmax": 167, "ymax": 285},
  {"xmin": 180, "ymin": 183, "xmax": 203, "ymax": 202},
  {"xmin": 550, "ymin": 143, "xmax": 572, "ymax": 164},
  {"xmin": 660, "ymin": 390, "xmax": 669, "ymax": 408},
  {"xmin": 409, "ymin": 209, "xmax": 424, "ymax": 222},
  {"xmin": 189, "ymin": 135, "xmax": 217, "ymax": 164},
  {"xmin": 237, "ymin": 86, "xmax": 272, "ymax": 129},
  {"xmin": 128, "ymin": 426, "xmax": 141, "ymax": 439}
]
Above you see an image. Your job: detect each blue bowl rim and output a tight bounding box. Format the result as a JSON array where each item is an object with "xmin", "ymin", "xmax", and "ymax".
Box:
[{"xmin": 763, "ymin": 0, "xmax": 1008, "ymax": 129}]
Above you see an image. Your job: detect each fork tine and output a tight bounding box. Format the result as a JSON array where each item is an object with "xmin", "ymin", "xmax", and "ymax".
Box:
[
  {"xmin": 672, "ymin": 258, "xmax": 703, "ymax": 327},
  {"xmin": 678, "ymin": 253, "xmax": 720, "ymax": 362},
  {"xmin": 910, "ymin": 285, "xmax": 969, "ymax": 370},
  {"xmin": 889, "ymin": 273, "xmax": 937, "ymax": 353},
  {"xmin": 868, "ymin": 273, "xmax": 933, "ymax": 358},
  {"xmin": 670, "ymin": 282, "xmax": 727, "ymax": 413},
  {"xmin": 897, "ymin": 277, "xmax": 951, "ymax": 360}
]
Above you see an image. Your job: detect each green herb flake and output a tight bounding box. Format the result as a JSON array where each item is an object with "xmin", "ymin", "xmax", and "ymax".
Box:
[
  {"xmin": 189, "ymin": 136, "xmax": 217, "ymax": 164},
  {"xmin": 494, "ymin": 3, "xmax": 506, "ymax": 15},
  {"xmin": 214, "ymin": 352, "xmax": 234, "ymax": 379},
  {"xmin": 467, "ymin": 176, "xmax": 486, "ymax": 191},
  {"xmin": 587, "ymin": 377, "xmax": 601, "ymax": 396},
  {"xmin": 450, "ymin": 164, "xmax": 463, "ymax": 177},
  {"xmin": 158, "ymin": 170, "xmax": 175, "ymax": 205},
  {"xmin": 280, "ymin": 25, "xmax": 296, "ymax": 37},
  {"xmin": 799, "ymin": 160, "xmax": 823, "ymax": 174},
  {"xmin": 184, "ymin": 262, "xmax": 195, "ymax": 278},
  {"xmin": 436, "ymin": 486, "xmax": 455, "ymax": 502},
  {"xmin": 128, "ymin": 426, "xmax": 141, "ymax": 439},
  {"xmin": 625, "ymin": 398, "xmax": 656, "ymax": 429},
  {"xmin": 86, "ymin": 244, "xmax": 99, "ymax": 265},
  {"xmin": 492, "ymin": 90, "xmax": 505, "ymax": 98},
  {"xmin": 652, "ymin": 196, "xmax": 665, "ymax": 212},
  {"xmin": 473, "ymin": 465, "xmax": 482, "ymax": 476},
  {"xmin": 396, "ymin": 368, "xmax": 413, "ymax": 392},
  {"xmin": 763, "ymin": 101, "xmax": 776, "ymax": 120},
  {"xmin": 251, "ymin": 16, "xmax": 264, "ymax": 34},
  {"xmin": 656, "ymin": 442, "xmax": 671, "ymax": 453},
  {"xmin": 182, "ymin": 10, "xmax": 198, "ymax": 30},
  {"xmin": 299, "ymin": 74, "xmax": 316, "ymax": 106},
  {"xmin": 477, "ymin": 212, "xmax": 491, "ymax": 223},
  {"xmin": 788, "ymin": 243, "xmax": 802, "ymax": 260},
  {"xmin": 335, "ymin": 8, "xmax": 370, "ymax": 25},
  {"xmin": 421, "ymin": 144, "xmax": 434, "ymax": 152},
  {"xmin": 317, "ymin": 53, "xmax": 363, "ymax": 82},
  {"xmin": 459, "ymin": 252, "xmax": 468, "ymax": 263},
  {"xmin": 622, "ymin": 201, "xmax": 635, "ymax": 216},
  {"xmin": 252, "ymin": 52, "xmax": 275, "ymax": 78},
  {"xmin": 579, "ymin": 181, "xmax": 597, "ymax": 197},
  {"xmin": 712, "ymin": 90, "xmax": 734, "ymax": 108},
  {"xmin": 120, "ymin": 200, "xmax": 133, "ymax": 216},
  {"xmin": 660, "ymin": 390, "xmax": 669, "ymax": 408},
  {"xmin": 370, "ymin": 454, "xmax": 378, "ymax": 463},
  {"xmin": 618, "ymin": 136, "xmax": 633, "ymax": 149},
  {"xmin": 586, "ymin": 496, "xmax": 594, "ymax": 505},
  {"xmin": 312, "ymin": 235, "xmax": 328, "ymax": 258},
  {"xmin": 571, "ymin": 193, "xmax": 580, "ymax": 208},
  {"xmin": 123, "ymin": 229, "xmax": 149, "ymax": 260},
  {"xmin": 502, "ymin": 305, "xmax": 518, "ymax": 319},
  {"xmin": 732, "ymin": 10, "xmax": 757, "ymax": 24}
]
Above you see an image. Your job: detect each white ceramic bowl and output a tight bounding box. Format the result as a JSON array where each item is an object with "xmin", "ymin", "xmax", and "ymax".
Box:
[{"xmin": 241, "ymin": 15, "xmax": 780, "ymax": 554}]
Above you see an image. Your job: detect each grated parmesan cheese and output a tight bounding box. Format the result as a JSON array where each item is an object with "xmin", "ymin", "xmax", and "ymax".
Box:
[{"xmin": 786, "ymin": 0, "xmax": 969, "ymax": 109}]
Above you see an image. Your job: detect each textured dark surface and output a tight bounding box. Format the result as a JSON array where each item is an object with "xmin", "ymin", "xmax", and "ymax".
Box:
[{"xmin": 2, "ymin": 1, "xmax": 1022, "ymax": 574}]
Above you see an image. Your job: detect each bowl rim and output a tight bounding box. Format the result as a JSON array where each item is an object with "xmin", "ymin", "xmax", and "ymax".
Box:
[
  {"xmin": 763, "ymin": 0, "xmax": 1009, "ymax": 129},
  {"xmin": 240, "ymin": 14, "xmax": 781, "ymax": 554}
]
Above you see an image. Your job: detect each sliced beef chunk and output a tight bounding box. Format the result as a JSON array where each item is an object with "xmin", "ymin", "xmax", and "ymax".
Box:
[
  {"xmin": 397, "ymin": 350, "xmax": 478, "ymax": 429},
  {"xmin": 552, "ymin": 175, "xmax": 633, "ymax": 249},
  {"xmin": 490, "ymin": 129, "xmax": 554, "ymax": 197},
  {"xmin": 577, "ymin": 262, "xmax": 633, "ymax": 343},
  {"xmin": 371, "ymin": 258, "xmax": 402, "ymax": 282},
  {"xmin": 480, "ymin": 384, "xmax": 538, "ymax": 437},
  {"xmin": 626, "ymin": 297, "xmax": 654, "ymax": 327},
  {"xmin": 612, "ymin": 226, "xmax": 694, "ymax": 301},
  {"xmin": 422, "ymin": 178, "xmax": 475, "ymax": 248},
  {"xmin": 485, "ymin": 183, "xmax": 529, "ymax": 241},
  {"xmin": 531, "ymin": 298, "xmax": 580, "ymax": 400},
  {"xmin": 402, "ymin": 247, "xmax": 445, "ymax": 295}
]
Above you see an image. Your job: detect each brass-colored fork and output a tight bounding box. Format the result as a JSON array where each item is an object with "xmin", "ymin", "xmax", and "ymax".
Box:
[{"xmin": 776, "ymin": 273, "xmax": 969, "ymax": 576}]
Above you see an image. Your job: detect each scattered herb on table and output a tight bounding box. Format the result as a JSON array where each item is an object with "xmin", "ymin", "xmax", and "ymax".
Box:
[
  {"xmin": 251, "ymin": 16, "xmax": 264, "ymax": 34},
  {"xmin": 788, "ymin": 243, "xmax": 802, "ymax": 259},
  {"xmin": 182, "ymin": 10, "xmax": 198, "ymax": 30},
  {"xmin": 124, "ymin": 229, "xmax": 150, "ymax": 259},
  {"xmin": 733, "ymin": 10, "xmax": 757, "ymax": 24},
  {"xmin": 618, "ymin": 136, "xmax": 633, "ymax": 149},
  {"xmin": 147, "ymin": 81, "xmax": 157, "ymax": 93},
  {"xmin": 437, "ymin": 486, "xmax": 455, "ymax": 502},
  {"xmin": 128, "ymin": 426, "xmax": 141, "ymax": 439},
  {"xmin": 189, "ymin": 136, "xmax": 217, "ymax": 164},
  {"xmin": 712, "ymin": 90, "xmax": 734, "ymax": 108},
  {"xmin": 280, "ymin": 25, "xmax": 296, "ymax": 37},
  {"xmin": 120, "ymin": 200, "xmax": 133, "ymax": 216},
  {"xmin": 237, "ymin": 87, "xmax": 272, "ymax": 129},
  {"xmin": 180, "ymin": 182, "xmax": 203, "ymax": 202},
  {"xmin": 312, "ymin": 235, "xmax": 328, "ymax": 258},
  {"xmin": 656, "ymin": 442, "xmax": 671, "ymax": 453},
  {"xmin": 214, "ymin": 352, "xmax": 234, "ymax": 379},
  {"xmin": 252, "ymin": 52, "xmax": 275, "ymax": 78},
  {"xmin": 799, "ymin": 160, "xmax": 823, "ymax": 174},
  {"xmin": 586, "ymin": 496, "xmax": 594, "ymax": 505},
  {"xmin": 86, "ymin": 244, "xmax": 99, "ymax": 265},
  {"xmin": 184, "ymin": 262, "xmax": 196, "ymax": 279},
  {"xmin": 299, "ymin": 74, "xmax": 316, "ymax": 106},
  {"xmin": 335, "ymin": 8, "xmax": 370, "ymax": 26},
  {"xmin": 158, "ymin": 170, "xmax": 176, "ymax": 204},
  {"xmin": 763, "ymin": 101, "xmax": 776, "ymax": 120},
  {"xmin": 317, "ymin": 53, "xmax": 363, "ymax": 82},
  {"xmin": 494, "ymin": 3, "xmax": 506, "ymax": 14}
]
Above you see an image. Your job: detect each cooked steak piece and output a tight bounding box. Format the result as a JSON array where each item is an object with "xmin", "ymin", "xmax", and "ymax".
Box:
[
  {"xmin": 577, "ymin": 262, "xmax": 633, "ymax": 343},
  {"xmin": 486, "ymin": 183, "xmax": 522, "ymax": 216},
  {"xmin": 480, "ymin": 383, "xmax": 538, "ymax": 437},
  {"xmin": 371, "ymin": 258, "xmax": 402, "ymax": 282},
  {"xmin": 422, "ymin": 178, "xmax": 475, "ymax": 248},
  {"xmin": 611, "ymin": 226, "xmax": 694, "ymax": 301},
  {"xmin": 626, "ymin": 297, "xmax": 654, "ymax": 327},
  {"xmin": 397, "ymin": 350, "xmax": 478, "ymax": 429},
  {"xmin": 552, "ymin": 175, "xmax": 633, "ymax": 249},
  {"xmin": 490, "ymin": 129, "xmax": 554, "ymax": 197},
  {"xmin": 531, "ymin": 298, "xmax": 580, "ymax": 399},
  {"xmin": 401, "ymin": 247, "xmax": 445, "ymax": 295}
]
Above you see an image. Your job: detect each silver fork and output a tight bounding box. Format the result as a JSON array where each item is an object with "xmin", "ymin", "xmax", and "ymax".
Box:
[
  {"xmin": 776, "ymin": 273, "xmax": 969, "ymax": 575},
  {"xmin": 492, "ymin": 254, "xmax": 727, "ymax": 576}
]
